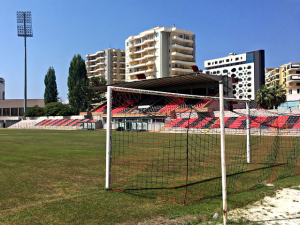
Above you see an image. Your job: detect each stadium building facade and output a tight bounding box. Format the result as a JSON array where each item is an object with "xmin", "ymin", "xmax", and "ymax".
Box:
[
  {"xmin": 125, "ymin": 26, "xmax": 196, "ymax": 81},
  {"xmin": 265, "ymin": 62, "xmax": 300, "ymax": 109},
  {"xmin": 86, "ymin": 48, "xmax": 125, "ymax": 85},
  {"xmin": 204, "ymin": 50, "xmax": 265, "ymax": 100}
]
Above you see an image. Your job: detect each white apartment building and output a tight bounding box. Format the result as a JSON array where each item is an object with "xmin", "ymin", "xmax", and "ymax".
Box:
[
  {"xmin": 125, "ymin": 26, "xmax": 196, "ymax": 81},
  {"xmin": 204, "ymin": 50, "xmax": 265, "ymax": 100},
  {"xmin": 266, "ymin": 62, "xmax": 300, "ymax": 109},
  {"xmin": 86, "ymin": 48, "xmax": 125, "ymax": 85}
]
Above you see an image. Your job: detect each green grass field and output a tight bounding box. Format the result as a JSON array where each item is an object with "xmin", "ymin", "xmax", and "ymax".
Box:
[{"xmin": 0, "ymin": 129, "xmax": 299, "ymax": 225}]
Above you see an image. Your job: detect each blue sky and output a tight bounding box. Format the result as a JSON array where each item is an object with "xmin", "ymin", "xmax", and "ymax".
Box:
[{"xmin": 0, "ymin": 0, "xmax": 299, "ymax": 101}]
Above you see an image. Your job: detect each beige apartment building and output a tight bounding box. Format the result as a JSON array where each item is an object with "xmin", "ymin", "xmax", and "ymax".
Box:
[
  {"xmin": 86, "ymin": 48, "xmax": 125, "ymax": 85},
  {"xmin": 125, "ymin": 26, "xmax": 196, "ymax": 81},
  {"xmin": 265, "ymin": 62, "xmax": 300, "ymax": 108}
]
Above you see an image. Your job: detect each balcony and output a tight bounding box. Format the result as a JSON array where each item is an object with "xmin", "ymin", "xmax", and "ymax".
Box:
[
  {"xmin": 171, "ymin": 44, "xmax": 193, "ymax": 51},
  {"xmin": 171, "ymin": 60, "xmax": 195, "ymax": 66},
  {"xmin": 128, "ymin": 70, "xmax": 147, "ymax": 76},
  {"xmin": 146, "ymin": 60, "xmax": 155, "ymax": 65},
  {"xmin": 144, "ymin": 54, "xmax": 155, "ymax": 59},
  {"xmin": 172, "ymin": 36, "xmax": 193, "ymax": 43},
  {"xmin": 146, "ymin": 68, "xmax": 155, "ymax": 73},
  {"xmin": 86, "ymin": 51, "xmax": 105, "ymax": 58},
  {"xmin": 89, "ymin": 61, "xmax": 105, "ymax": 68},
  {"xmin": 171, "ymin": 67, "xmax": 193, "ymax": 73},
  {"xmin": 87, "ymin": 57, "xmax": 104, "ymax": 63},
  {"xmin": 143, "ymin": 46, "xmax": 155, "ymax": 51},
  {"xmin": 90, "ymin": 67, "xmax": 105, "ymax": 73},
  {"xmin": 171, "ymin": 52, "xmax": 193, "ymax": 58},
  {"xmin": 128, "ymin": 63, "xmax": 146, "ymax": 69},
  {"xmin": 287, "ymin": 74, "xmax": 300, "ymax": 81}
]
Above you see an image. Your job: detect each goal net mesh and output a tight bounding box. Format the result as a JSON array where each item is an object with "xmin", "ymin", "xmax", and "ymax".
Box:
[{"xmin": 106, "ymin": 88, "xmax": 300, "ymax": 205}]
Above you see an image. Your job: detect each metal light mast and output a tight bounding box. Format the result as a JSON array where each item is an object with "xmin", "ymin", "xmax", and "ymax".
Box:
[{"xmin": 17, "ymin": 11, "xmax": 33, "ymax": 115}]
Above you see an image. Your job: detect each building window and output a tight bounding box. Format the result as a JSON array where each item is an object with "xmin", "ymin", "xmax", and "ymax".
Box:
[
  {"xmin": 247, "ymin": 77, "xmax": 251, "ymax": 81},
  {"xmin": 127, "ymin": 42, "xmax": 129, "ymax": 46},
  {"xmin": 226, "ymin": 59, "xmax": 229, "ymax": 62},
  {"xmin": 298, "ymin": 89, "xmax": 300, "ymax": 94},
  {"xmin": 223, "ymin": 69, "xmax": 228, "ymax": 73},
  {"xmin": 297, "ymin": 83, "xmax": 300, "ymax": 86},
  {"xmin": 150, "ymin": 35, "xmax": 153, "ymax": 39},
  {"xmin": 247, "ymin": 83, "xmax": 252, "ymax": 87},
  {"xmin": 208, "ymin": 62, "xmax": 211, "ymax": 65},
  {"xmin": 289, "ymin": 90, "xmax": 292, "ymax": 94},
  {"xmin": 235, "ymin": 57, "xmax": 239, "ymax": 61},
  {"xmin": 247, "ymin": 95, "xmax": 252, "ymax": 99},
  {"xmin": 155, "ymin": 33, "xmax": 159, "ymax": 37},
  {"xmin": 215, "ymin": 61, "xmax": 218, "ymax": 64},
  {"xmin": 219, "ymin": 60, "xmax": 222, "ymax": 64},
  {"xmin": 239, "ymin": 67, "xmax": 243, "ymax": 71},
  {"xmin": 248, "ymin": 89, "xmax": 252, "ymax": 92},
  {"xmin": 247, "ymin": 65, "xmax": 251, "ymax": 69},
  {"xmin": 247, "ymin": 72, "xmax": 251, "ymax": 75},
  {"xmin": 246, "ymin": 53, "xmax": 254, "ymax": 63}
]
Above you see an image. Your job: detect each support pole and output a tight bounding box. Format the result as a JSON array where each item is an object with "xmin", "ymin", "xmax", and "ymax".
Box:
[
  {"xmin": 246, "ymin": 101, "xmax": 251, "ymax": 163},
  {"xmin": 105, "ymin": 86, "xmax": 112, "ymax": 189},
  {"xmin": 219, "ymin": 80, "xmax": 227, "ymax": 225},
  {"xmin": 23, "ymin": 13, "xmax": 27, "ymax": 114}
]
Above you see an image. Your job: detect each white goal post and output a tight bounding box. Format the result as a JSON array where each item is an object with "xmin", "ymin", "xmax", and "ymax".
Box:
[{"xmin": 105, "ymin": 84, "xmax": 250, "ymax": 225}]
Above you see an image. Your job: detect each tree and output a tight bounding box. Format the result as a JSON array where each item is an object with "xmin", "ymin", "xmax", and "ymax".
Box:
[
  {"xmin": 270, "ymin": 83, "xmax": 287, "ymax": 109},
  {"xmin": 255, "ymin": 84, "xmax": 286, "ymax": 109},
  {"xmin": 44, "ymin": 67, "xmax": 58, "ymax": 105},
  {"xmin": 44, "ymin": 102, "xmax": 74, "ymax": 116},
  {"xmin": 67, "ymin": 54, "xmax": 89, "ymax": 114},
  {"xmin": 87, "ymin": 76, "xmax": 107, "ymax": 109},
  {"xmin": 24, "ymin": 105, "xmax": 44, "ymax": 117}
]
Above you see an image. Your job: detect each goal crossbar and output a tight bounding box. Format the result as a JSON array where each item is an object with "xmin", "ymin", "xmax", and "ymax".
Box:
[{"xmin": 109, "ymin": 86, "xmax": 250, "ymax": 102}]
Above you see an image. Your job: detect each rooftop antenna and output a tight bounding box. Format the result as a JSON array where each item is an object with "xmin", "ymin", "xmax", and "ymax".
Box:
[{"xmin": 17, "ymin": 11, "xmax": 33, "ymax": 115}]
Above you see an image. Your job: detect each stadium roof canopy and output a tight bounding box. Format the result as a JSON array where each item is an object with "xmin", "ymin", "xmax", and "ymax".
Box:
[{"xmin": 92, "ymin": 73, "xmax": 222, "ymax": 92}]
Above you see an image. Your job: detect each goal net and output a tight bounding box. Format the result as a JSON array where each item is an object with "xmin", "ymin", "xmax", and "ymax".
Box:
[{"xmin": 105, "ymin": 87, "xmax": 300, "ymax": 205}]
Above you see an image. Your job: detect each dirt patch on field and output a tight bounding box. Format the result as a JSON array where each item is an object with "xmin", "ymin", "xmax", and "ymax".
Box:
[
  {"xmin": 117, "ymin": 215, "xmax": 199, "ymax": 225},
  {"xmin": 230, "ymin": 185, "xmax": 300, "ymax": 224}
]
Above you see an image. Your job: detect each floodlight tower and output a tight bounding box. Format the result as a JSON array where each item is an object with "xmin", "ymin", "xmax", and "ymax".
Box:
[{"xmin": 17, "ymin": 11, "xmax": 33, "ymax": 114}]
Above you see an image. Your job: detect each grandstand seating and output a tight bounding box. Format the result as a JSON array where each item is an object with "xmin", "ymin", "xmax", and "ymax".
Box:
[
  {"xmin": 161, "ymin": 115, "xmax": 300, "ymax": 130},
  {"xmin": 158, "ymin": 98, "xmax": 185, "ymax": 113},
  {"xmin": 92, "ymin": 103, "xmax": 107, "ymax": 113},
  {"xmin": 112, "ymin": 99, "xmax": 138, "ymax": 114},
  {"xmin": 165, "ymin": 118, "xmax": 184, "ymax": 127},
  {"xmin": 32, "ymin": 118, "xmax": 98, "ymax": 129}
]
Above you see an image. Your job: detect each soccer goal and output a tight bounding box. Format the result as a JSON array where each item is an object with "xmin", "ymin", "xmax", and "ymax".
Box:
[{"xmin": 104, "ymin": 84, "xmax": 300, "ymax": 222}]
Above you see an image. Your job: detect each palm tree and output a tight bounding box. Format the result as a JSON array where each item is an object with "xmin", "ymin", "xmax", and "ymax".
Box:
[
  {"xmin": 270, "ymin": 83, "xmax": 287, "ymax": 109},
  {"xmin": 255, "ymin": 85, "xmax": 273, "ymax": 109}
]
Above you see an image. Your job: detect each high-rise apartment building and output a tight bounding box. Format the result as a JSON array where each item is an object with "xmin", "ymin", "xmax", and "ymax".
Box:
[
  {"xmin": 86, "ymin": 48, "xmax": 125, "ymax": 85},
  {"xmin": 125, "ymin": 26, "xmax": 196, "ymax": 81},
  {"xmin": 0, "ymin": 77, "xmax": 5, "ymax": 100},
  {"xmin": 204, "ymin": 50, "xmax": 265, "ymax": 100},
  {"xmin": 265, "ymin": 62, "xmax": 300, "ymax": 108}
]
